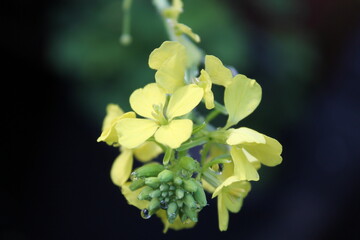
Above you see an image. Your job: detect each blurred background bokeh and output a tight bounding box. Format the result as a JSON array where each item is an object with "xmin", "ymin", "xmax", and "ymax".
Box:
[{"xmin": 7, "ymin": 0, "xmax": 360, "ymax": 239}]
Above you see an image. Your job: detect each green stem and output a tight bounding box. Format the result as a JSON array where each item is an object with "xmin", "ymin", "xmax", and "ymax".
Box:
[
  {"xmin": 205, "ymin": 109, "xmax": 220, "ymax": 124},
  {"xmin": 202, "ymin": 170, "xmax": 221, "ymax": 189}
]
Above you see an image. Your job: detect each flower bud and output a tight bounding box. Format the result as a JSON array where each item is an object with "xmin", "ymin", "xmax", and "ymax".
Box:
[
  {"xmin": 133, "ymin": 163, "xmax": 164, "ymax": 178},
  {"xmin": 184, "ymin": 193, "xmax": 197, "ymax": 209},
  {"xmin": 176, "ymin": 188, "xmax": 185, "ymax": 199},
  {"xmin": 148, "ymin": 198, "xmax": 160, "ymax": 214},
  {"xmin": 167, "ymin": 202, "xmax": 178, "ymax": 223},
  {"xmin": 174, "ymin": 177, "xmax": 183, "ymax": 185},
  {"xmin": 183, "ymin": 179, "xmax": 198, "ymax": 192},
  {"xmin": 193, "ymin": 183, "xmax": 207, "ymax": 207},
  {"xmin": 145, "ymin": 177, "xmax": 160, "ymax": 188},
  {"xmin": 179, "ymin": 156, "xmax": 197, "ymax": 172},
  {"xmin": 183, "ymin": 205, "xmax": 198, "ymax": 222},
  {"xmin": 159, "ymin": 184, "xmax": 169, "ymax": 192},
  {"xmin": 149, "ymin": 189, "xmax": 161, "ymax": 199},
  {"xmin": 158, "ymin": 169, "xmax": 174, "ymax": 183},
  {"xmin": 138, "ymin": 186, "xmax": 153, "ymax": 200},
  {"xmin": 129, "ymin": 179, "xmax": 145, "ymax": 191}
]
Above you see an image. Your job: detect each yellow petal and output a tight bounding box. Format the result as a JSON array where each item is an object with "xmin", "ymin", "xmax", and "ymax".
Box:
[
  {"xmin": 156, "ymin": 210, "xmax": 196, "ymax": 233},
  {"xmin": 243, "ymin": 135, "xmax": 283, "ymax": 167},
  {"xmin": 121, "ymin": 182, "xmax": 148, "ymax": 210},
  {"xmin": 212, "ymin": 176, "xmax": 242, "ymax": 198},
  {"xmin": 154, "ymin": 119, "xmax": 193, "ymax": 149},
  {"xmin": 116, "ymin": 118, "xmax": 159, "ymax": 149},
  {"xmin": 129, "ymin": 83, "xmax": 166, "ymax": 119},
  {"xmin": 224, "ymin": 74, "xmax": 262, "ymax": 129},
  {"xmin": 148, "ymin": 41, "xmax": 186, "ymax": 70},
  {"xmin": 205, "ymin": 55, "xmax": 233, "ymax": 87},
  {"xmin": 217, "ymin": 194, "xmax": 229, "ymax": 231},
  {"xmin": 155, "ymin": 54, "xmax": 186, "ymax": 94},
  {"xmin": 230, "ymin": 147, "xmax": 259, "ymax": 181},
  {"xmin": 198, "ymin": 69, "xmax": 215, "ymax": 109},
  {"xmin": 133, "ymin": 141, "xmax": 163, "ymax": 162},
  {"xmin": 97, "ymin": 111, "xmax": 136, "ymax": 145},
  {"xmin": 110, "ymin": 148, "xmax": 133, "ymax": 186},
  {"xmin": 174, "ymin": 23, "xmax": 201, "ymax": 43},
  {"xmin": 226, "ymin": 127, "xmax": 266, "ymax": 145},
  {"xmin": 101, "ymin": 104, "xmax": 124, "ymax": 131},
  {"xmin": 166, "ymin": 84, "xmax": 203, "ymax": 119}
]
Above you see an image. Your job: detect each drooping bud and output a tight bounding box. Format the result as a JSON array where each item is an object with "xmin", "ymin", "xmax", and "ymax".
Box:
[
  {"xmin": 183, "ymin": 205, "xmax": 198, "ymax": 222},
  {"xmin": 184, "ymin": 193, "xmax": 197, "ymax": 209},
  {"xmin": 193, "ymin": 182, "xmax": 207, "ymax": 207},
  {"xmin": 148, "ymin": 198, "xmax": 160, "ymax": 215},
  {"xmin": 167, "ymin": 202, "xmax": 178, "ymax": 223}
]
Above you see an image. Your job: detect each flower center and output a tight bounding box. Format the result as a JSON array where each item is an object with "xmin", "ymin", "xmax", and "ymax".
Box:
[{"xmin": 152, "ymin": 104, "xmax": 168, "ymax": 125}]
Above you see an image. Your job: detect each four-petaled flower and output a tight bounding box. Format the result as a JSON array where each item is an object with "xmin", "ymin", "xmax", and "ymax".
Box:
[{"xmin": 116, "ymin": 83, "xmax": 203, "ymax": 149}]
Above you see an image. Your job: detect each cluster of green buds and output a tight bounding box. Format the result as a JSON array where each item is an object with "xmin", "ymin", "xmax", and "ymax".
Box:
[{"xmin": 129, "ymin": 157, "xmax": 207, "ymax": 224}]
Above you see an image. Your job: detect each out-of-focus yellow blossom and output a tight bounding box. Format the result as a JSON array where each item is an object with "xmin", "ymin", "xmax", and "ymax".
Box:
[
  {"xmin": 212, "ymin": 176, "xmax": 251, "ymax": 231},
  {"xmin": 116, "ymin": 83, "xmax": 203, "ymax": 149},
  {"xmin": 97, "ymin": 104, "xmax": 162, "ymax": 186}
]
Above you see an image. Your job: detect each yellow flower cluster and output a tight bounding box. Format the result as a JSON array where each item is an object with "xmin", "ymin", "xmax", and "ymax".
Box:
[{"xmin": 98, "ymin": 0, "xmax": 282, "ymax": 233}]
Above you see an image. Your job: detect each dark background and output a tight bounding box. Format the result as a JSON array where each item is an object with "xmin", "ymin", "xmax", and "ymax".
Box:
[{"xmin": 6, "ymin": 0, "xmax": 360, "ymax": 239}]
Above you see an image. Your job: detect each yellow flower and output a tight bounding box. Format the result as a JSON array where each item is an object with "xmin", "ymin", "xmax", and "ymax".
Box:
[
  {"xmin": 149, "ymin": 41, "xmax": 187, "ymax": 94},
  {"xmin": 227, "ymin": 127, "xmax": 282, "ymax": 181},
  {"xmin": 201, "ymin": 146, "xmax": 251, "ymax": 231},
  {"xmin": 212, "ymin": 176, "xmax": 251, "ymax": 231},
  {"xmin": 116, "ymin": 83, "xmax": 203, "ymax": 149},
  {"xmin": 97, "ymin": 104, "xmax": 162, "ymax": 186}
]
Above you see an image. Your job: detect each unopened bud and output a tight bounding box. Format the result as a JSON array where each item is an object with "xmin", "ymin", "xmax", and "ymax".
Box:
[
  {"xmin": 158, "ymin": 169, "xmax": 174, "ymax": 183},
  {"xmin": 145, "ymin": 177, "xmax": 160, "ymax": 188}
]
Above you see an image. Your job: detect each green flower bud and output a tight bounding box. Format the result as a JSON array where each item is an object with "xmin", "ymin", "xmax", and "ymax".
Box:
[
  {"xmin": 176, "ymin": 200, "xmax": 183, "ymax": 208},
  {"xmin": 183, "ymin": 205, "xmax": 198, "ymax": 222},
  {"xmin": 174, "ymin": 177, "xmax": 183, "ymax": 185},
  {"xmin": 129, "ymin": 179, "xmax": 145, "ymax": 191},
  {"xmin": 159, "ymin": 183, "xmax": 169, "ymax": 192},
  {"xmin": 148, "ymin": 198, "xmax": 160, "ymax": 214},
  {"xmin": 184, "ymin": 193, "xmax": 197, "ymax": 209},
  {"xmin": 169, "ymin": 185, "xmax": 176, "ymax": 191},
  {"xmin": 167, "ymin": 202, "xmax": 178, "ymax": 223},
  {"xmin": 149, "ymin": 189, "xmax": 161, "ymax": 199},
  {"xmin": 158, "ymin": 169, "xmax": 174, "ymax": 183},
  {"xmin": 176, "ymin": 188, "xmax": 185, "ymax": 199},
  {"xmin": 183, "ymin": 179, "xmax": 198, "ymax": 192},
  {"xmin": 145, "ymin": 177, "xmax": 160, "ymax": 188},
  {"xmin": 132, "ymin": 163, "xmax": 164, "ymax": 178},
  {"xmin": 161, "ymin": 191, "xmax": 168, "ymax": 197},
  {"xmin": 179, "ymin": 156, "xmax": 197, "ymax": 172},
  {"xmin": 193, "ymin": 183, "xmax": 207, "ymax": 207},
  {"xmin": 138, "ymin": 186, "xmax": 153, "ymax": 200}
]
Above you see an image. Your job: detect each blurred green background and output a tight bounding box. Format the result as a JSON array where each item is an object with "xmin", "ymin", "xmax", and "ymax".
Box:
[{"xmin": 7, "ymin": 0, "xmax": 360, "ymax": 239}]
